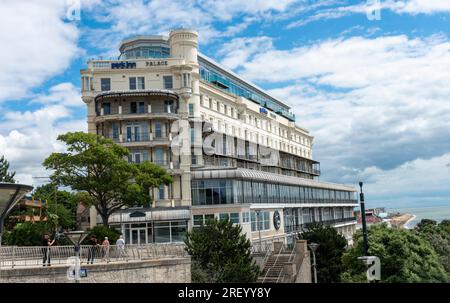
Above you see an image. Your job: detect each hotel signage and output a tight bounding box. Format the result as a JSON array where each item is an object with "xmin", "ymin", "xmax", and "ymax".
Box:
[
  {"xmin": 273, "ymin": 210, "xmax": 281, "ymax": 230},
  {"xmin": 111, "ymin": 61, "xmax": 136, "ymax": 69},
  {"xmin": 146, "ymin": 60, "xmax": 168, "ymax": 67},
  {"xmin": 259, "ymin": 108, "xmax": 268, "ymax": 115}
]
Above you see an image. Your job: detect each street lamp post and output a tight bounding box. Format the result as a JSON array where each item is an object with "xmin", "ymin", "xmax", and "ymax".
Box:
[
  {"xmin": 256, "ymin": 210, "xmax": 262, "ymax": 251},
  {"xmin": 359, "ymin": 182, "xmax": 369, "ymax": 256},
  {"xmin": 64, "ymin": 231, "xmax": 88, "ymax": 283},
  {"xmin": 308, "ymin": 242, "xmax": 319, "ymax": 283}
]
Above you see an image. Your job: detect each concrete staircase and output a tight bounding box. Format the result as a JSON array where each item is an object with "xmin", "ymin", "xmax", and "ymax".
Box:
[
  {"xmin": 256, "ymin": 240, "xmax": 311, "ymax": 283},
  {"xmin": 257, "ymin": 253, "xmax": 292, "ymax": 283}
]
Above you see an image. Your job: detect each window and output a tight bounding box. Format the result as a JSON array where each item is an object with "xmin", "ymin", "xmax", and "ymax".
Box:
[
  {"xmin": 154, "ymin": 122, "xmax": 162, "ymax": 138},
  {"xmin": 112, "ymin": 123, "xmax": 119, "ymax": 140},
  {"xmin": 182, "ymin": 73, "xmax": 191, "ymax": 87},
  {"xmin": 165, "ymin": 100, "xmax": 175, "ymax": 113},
  {"xmin": 154, "ymin": 148, "xmax": 164, "ymax": 165},
  {"xmin": 193, "ymin": 215, "xmax": 203, "ymax": 227},
  {"xmin": 130, "ymin": 102, "xmax": 137, "ymax": 114},
  {"xmin": 251, "ymin": 211, "xmax": 270, "ymax": 231},
  {"xmin": 101, "ymin": 78, "xmax": 110, "ymax": 91},
  {"xmin": 129, "ymin": 77, "xmax": 136, "ymax": 90},
  {"xmin": 219, "ymin": 213, "xmax": 229, "ymax": 221},
  {"xmin": 188, "ymin": 103, "xmax": 194, "ymax": 116},
  {"xmin": 230, "ymin": 213, "xmax": 240, "ymax": 224},
  {"xmin": 242, "ymin": 212, "xmax": 250, "ymax": 223},
  {"xmin": 190, "ymin": 126, "xmax": 195, "ymax": 143},
  {"xmin": 137, "ymin": 77, "xmax": 145, "ymax": 89},
  {"xmin": 163, "ymin": 76, "xmax": 173, "ymax": 89},
  {"xmin": 103, "ymin": 103, "xmax": 111, "ymax": 115},
  {"xmin": 138, "ymin": 102, "xmax": 145, "ymax": 113},
  {"xmin": 154, "ymin": 222, "xmax": 170, "ymax": 243},
  {"xmin": 171, "ymin": 221, "xmax": 187, "ymax": 242},
  {"xmin": 158, "ymin": 184, "xmax": 165, "ymax": 200},
  {"xmin": 231, "ymin": 107, "xmax": 234, "ymax": 118},
  {"xmin": 129, "ymin": 77, "xmax": 144, "ymax": 90},
  {"xmin": 134, "ymin": 152, "xmax": 141, "ymax": 164}
]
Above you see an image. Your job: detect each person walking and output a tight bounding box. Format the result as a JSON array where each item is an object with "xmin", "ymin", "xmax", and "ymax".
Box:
[
  {"xmin": 116, "ymin": 234, "xmax": 125, "ymax": 259},
  {"xmin": 42, "ymin": 233, "xmax": 55, "ymax": 266},
  {"xmin": 101, "ymin": 237, "xmax": 110, "ymax": 262},
  {"xmin": 87, "ymin": 235, "xmax": 99, "ymax": 264}
]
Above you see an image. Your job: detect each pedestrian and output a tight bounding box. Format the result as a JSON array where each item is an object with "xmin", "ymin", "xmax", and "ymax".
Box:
[
  {"xmin": 101, "ymin": 237, "xmax": 110, "ymax": 262},
  {"xmin": 87, "ymin": 235, "xmax": 99, "ymax": 264},
  {"xmin": 42, "ymin": 233, "xmax": 55, "ymax": 266},
  {"xmin": 116, "ymin": 234, "xmax": 125, "ymax": 259}
]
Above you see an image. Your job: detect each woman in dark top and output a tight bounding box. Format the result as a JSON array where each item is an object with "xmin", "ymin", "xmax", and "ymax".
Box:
[
  {"xmin": 42, "ymin": 234, "xmax": 55, "ymax": 266},
  {"xmin": 87, "ymin": 235, "xmax": 99, "ymax": 264}
]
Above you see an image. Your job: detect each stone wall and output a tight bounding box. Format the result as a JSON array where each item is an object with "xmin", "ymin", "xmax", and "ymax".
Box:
[{"xmin": 0, "ymin": 257, "xmax": 191, "ymax": 283}]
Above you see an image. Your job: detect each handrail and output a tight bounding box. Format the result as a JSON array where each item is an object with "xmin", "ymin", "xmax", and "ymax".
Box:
[
  {"xmin": 277, "ymin": 241, "xmax": 297, "ymax": 283},
  {"xmin": 262, "ymin": 242, "xmax": 284, "ymax": 283},
  {"xmin": 0, "ymin": 243, "xmax": 187, "ymax": 269}
]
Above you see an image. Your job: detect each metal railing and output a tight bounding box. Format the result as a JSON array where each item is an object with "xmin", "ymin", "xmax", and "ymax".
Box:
[{"xmin": 0, "ymin": 243, "xmax": 187, "ymax": 269}]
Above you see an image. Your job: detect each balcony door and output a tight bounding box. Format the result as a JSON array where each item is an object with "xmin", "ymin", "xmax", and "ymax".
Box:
[{"xmin": 126, "ymin": 125, "xmax": 141, "ymax": 142}]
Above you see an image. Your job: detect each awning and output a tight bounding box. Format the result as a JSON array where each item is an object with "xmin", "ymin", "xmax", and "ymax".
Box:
[
  {"xmin": 191, "ymin": 168, "xmax": 356, "ymax": 192},
  {"xmin": 95, "ymin": 89, "xmax": 178, "ymax": 102},
  {"xmin": 108, "ymin": 206, "xmax": 190, "ymax": 224}
]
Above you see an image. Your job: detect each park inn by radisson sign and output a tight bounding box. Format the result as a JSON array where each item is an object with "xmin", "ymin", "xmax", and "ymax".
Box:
[{"xmin": 110, "ymin": 60, "xmax": 169, "ymax": 69}]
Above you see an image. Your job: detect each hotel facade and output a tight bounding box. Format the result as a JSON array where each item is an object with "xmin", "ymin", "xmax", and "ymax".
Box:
[{"xmin": 81, "ymin": 29, "xmax": 357, "ymax": 245}]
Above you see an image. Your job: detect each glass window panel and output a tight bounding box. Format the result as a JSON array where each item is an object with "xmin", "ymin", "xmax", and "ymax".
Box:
[{"xmin": 154, "ymin": 222, "xmax": 170, "ymax": 243}]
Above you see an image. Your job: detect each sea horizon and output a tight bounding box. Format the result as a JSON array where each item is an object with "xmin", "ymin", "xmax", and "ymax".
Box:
[{"xmin": 385, "ymin": 204, "xmax": 450, "ymax": 228}]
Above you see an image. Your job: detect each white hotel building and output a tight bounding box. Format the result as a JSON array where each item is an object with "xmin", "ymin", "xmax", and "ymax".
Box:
[{"xmin": 81, "ymin": 29, "xmax": 357, "ymax": 245}]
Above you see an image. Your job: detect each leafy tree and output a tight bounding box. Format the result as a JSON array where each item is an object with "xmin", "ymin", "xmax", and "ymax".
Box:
[
  {"xmin": 342, "ymin": 223, "xmax": 448, "ymax": 283},
  {"xmin": 32, "ymin": 184, "xmax": 78, "ymax": 230},
  {"xmin": 416, "ymin": 219, "xmax": 450, "ymax": 275},
  {"xmin": 298, "ymin": 223, "xmax": 348, "ymax": 283},
  {"xmin": 3, "ymin": 222, "xmax": 70, "ymax": 246},
  {"xmin": 43, "ymin": 132, "xmax": 173, "ymax": 226},
  {"xmin": 185, "ymin": 218, "xmax": 260, "ymax": 283},
  {"xmin": 82, "ymin": 225, "xmax": 120, "ymax": 245},
  {"xmin": 0, "ymin": 155, "xmax": 15, "ymax": 183}
]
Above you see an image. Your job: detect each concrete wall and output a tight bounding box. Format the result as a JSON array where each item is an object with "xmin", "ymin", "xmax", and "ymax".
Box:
[{"xmin": 0, "ymin": 257, "xmax": 190, "ymax": 283}]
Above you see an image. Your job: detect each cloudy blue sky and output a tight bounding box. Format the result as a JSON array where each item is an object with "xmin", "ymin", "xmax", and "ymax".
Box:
[{"xmin": 1, "ymin": 0, "xmax": 450, "ymax": 209}]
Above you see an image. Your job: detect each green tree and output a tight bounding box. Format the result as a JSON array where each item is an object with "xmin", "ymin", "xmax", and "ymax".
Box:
[
  {"xmin": 82, "ymin": 225, "xmax": 120, "ymax": 245},
  {"xmin": 298, "ymin": 223, "xmax": 348, "ymax": 283},
  {"xmin": 0, "ymin": 155, "xmax": 15, "ymax": 183},
  {"xmin": 185, "ymin": 218, "xmax": 260, "ymax": 283},
  {"xmin": 33, "ymin": 184, "xmax": 78, "ymax": 230},
  {"xmin": 342, "ymin": 223, "xmax": 448, "ymax": 283},
  {"xmin": 43, "ymin": 132, "xmax": 173, "ymax": 226},
  {"xmin": 416, "ymin": 219, "xmax": 450, "ymax": 275}
]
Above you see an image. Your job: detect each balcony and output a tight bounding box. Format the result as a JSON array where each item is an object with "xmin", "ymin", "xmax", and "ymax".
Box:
[
  {"xmin": 284, "ymin": 216, "xmax": 357, "ymax": 233},
  {"xmin": 103, "ymin": 133, "xmax": 171, "ymax": 147},
  {"xmin": 95, "ymin": 107, "xmax": 179, "ymax": 122}
]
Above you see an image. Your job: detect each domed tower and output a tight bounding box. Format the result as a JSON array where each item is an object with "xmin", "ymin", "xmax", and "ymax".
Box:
[
  {"xmin": 168, "ymin": 29, "xmax": 198, "ymax": 63},
  {"xmin": 168, "ymin": 29, "xmax": 201, "ymax": 205}
]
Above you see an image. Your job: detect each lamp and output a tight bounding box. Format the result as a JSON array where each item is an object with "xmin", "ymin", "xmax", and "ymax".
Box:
[
  {"xmin": 64, "ymin": 230, "xmax": 88, "ymax": 283},
  {"xmin": 308, "ymin": 242, "xmax": 320, "ymax": 283}
]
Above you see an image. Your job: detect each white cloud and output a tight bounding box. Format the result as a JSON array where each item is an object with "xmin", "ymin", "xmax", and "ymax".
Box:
[
  {"xmin": 218, "ymin": 37, "xmax": 274, "ymax": 70},
  {"xmin": 33, "ymin": 82, "xmax": 82, "ymax": 107},
  {"xmin": 220, "ymin": 34, "xmax": 450, "ymax": 203},
  {"xmin": 81, "ymin": 0, "xmax": 304, "ymax": 54},
  {"xmin": 0, "ymin": 0, "xmax": 80, "ymax": 102},
  {"xmin": 359, "ymin": 153, "xmax": 450, "ymax": 208},
  {"xmin": 287, "ymin": 0, "xmax": 450, "ymax": 29},
  {"xmin": 0, "ymin": 83, "xmax": 86, "ymax": 187},
  {"xmin": 391, "ymin": 0, "xmax": 450, "ymax": 15}
]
